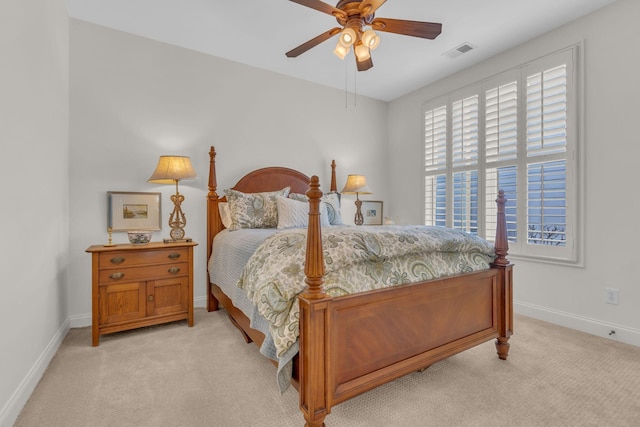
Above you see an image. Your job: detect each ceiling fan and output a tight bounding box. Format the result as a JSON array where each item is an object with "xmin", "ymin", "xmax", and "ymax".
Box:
[{"xmin": 285, "ymin": 0, "xmax": 442, "ymax": 71}]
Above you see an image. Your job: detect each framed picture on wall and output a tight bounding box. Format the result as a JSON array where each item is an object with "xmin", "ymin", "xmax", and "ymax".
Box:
[
  {"xmin": 107, "ymin": 191, "xmax": 162, "ymax": 231},
  {"xmin": 361, "ymin": 200, "xmax": 383, "ymax": 225}
]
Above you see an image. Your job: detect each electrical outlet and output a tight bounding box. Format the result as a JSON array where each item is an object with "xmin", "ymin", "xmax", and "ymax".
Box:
[{"xmin": 605, "ymin": 288, "xmax": 619, "ymax": 305}]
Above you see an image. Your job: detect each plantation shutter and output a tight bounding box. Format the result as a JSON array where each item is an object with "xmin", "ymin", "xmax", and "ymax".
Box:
[
  {"xmin": 485, "ymin": 81, "xmax": 518, "ymax": 243},
  {"xmin": 424, "ymin": 105, "xmax": 447, "ymax": 226},
  {"xmin": 525, "ymin": 64, "xmax": 568, "ymax": 247},
  {"xmin": 451, "ymin": 95, "xmax": 479, "ymax": 233}
]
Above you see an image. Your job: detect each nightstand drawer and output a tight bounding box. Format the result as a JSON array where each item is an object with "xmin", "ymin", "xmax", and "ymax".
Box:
[
  {"xmin": 99, "ymin": 262, "xmax": 189, "ymax": 283},
  {"xmin": 99, "ymin": 248, "xmax": 188, "ymax": 268}
]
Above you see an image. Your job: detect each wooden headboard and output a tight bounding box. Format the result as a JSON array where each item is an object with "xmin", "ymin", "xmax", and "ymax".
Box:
[
  {"xmin": 206, "ymin": 146, "xmax": 337, "ymax": 310},
  {"xmin": 232, "ymin": 167, "xmax": 311, "ymax": 195}
]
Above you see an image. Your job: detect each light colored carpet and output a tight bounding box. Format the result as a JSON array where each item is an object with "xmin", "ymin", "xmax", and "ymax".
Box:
[{"xmin": 14, "ymin": 309, "xmax": 640, "ymax": 427}]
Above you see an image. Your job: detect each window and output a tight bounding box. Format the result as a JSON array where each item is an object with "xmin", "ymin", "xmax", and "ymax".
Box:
[{"xmin": 423, "ymin": 46, "xmax": 581, "ymax": 264}]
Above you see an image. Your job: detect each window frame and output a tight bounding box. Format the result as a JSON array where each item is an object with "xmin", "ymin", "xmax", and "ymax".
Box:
[{"xmin": 422, "ymin": 44, "xmax": 583, "ymax": 265}]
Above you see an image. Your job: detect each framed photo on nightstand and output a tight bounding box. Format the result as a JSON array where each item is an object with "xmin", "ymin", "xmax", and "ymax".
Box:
[
  {"xmin": 107, "ymin": 191, "xmax": 161, "ymax": 231},
  {"xmin": 361, "ymin": 200, "xmax": 383, "ymax": 225}
]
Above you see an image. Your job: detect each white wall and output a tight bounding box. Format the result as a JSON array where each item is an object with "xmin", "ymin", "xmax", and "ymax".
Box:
[
  {"xmin": 68, "ymin": 20, "xmax": 389, "ymax": 325},
  {"xmin": 4, "ymin": 1, "xmax": 638, "ymax": 423},
  {"xmin": 388, "ymin": 0, "xmax": 640, "ymax": 346},
  {"xmin": 0, "ymin": 0, "xmax": 69, "ymax": 425}
]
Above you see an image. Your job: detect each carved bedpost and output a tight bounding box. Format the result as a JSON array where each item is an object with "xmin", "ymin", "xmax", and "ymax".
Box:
[
  {"xmin": 493, "ymin": 190, "xmax": 509, "ymax": 266},
  {"xmin": 330, "ymin": 160, "xmax": 337, "ymax": 192},
  {"xmin": 303, "ymin": 176, "xmax": 325, "ymax": 298},
  {"xmin": 491, "ymin": 190, "xmax": 513, "ymax": 360},
  {"xmin": 207, "ymin": 146, "xmax": 221, "ymax": 312},
  {"xmin": 299, "ymin": 175, "xmax": 330, "ymax": 427}
]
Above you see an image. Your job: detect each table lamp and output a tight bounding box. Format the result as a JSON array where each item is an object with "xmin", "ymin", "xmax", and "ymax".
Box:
[
  {"xmin": 341, "ymin": 174, "xmax": 372, "ymax": 225},
  {"xmin": 148, "ymin": 155, "xmax": 197, "ymax": 242}
]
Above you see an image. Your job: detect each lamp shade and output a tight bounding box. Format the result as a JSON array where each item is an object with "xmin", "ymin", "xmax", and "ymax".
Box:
[
  {"xmin": 354, "ymin": 43, "xmax": 371, "ymax": 62},
  {"xmin": 339, "ymin": 27, "xmax": 357, "ymax": 47},
  {"xmin": 148, "ymin": 156, "xmax": 197, "ymax": 184},
  {"xmin": 341, "ymin": 174, "xmax": 373, "ymax": 194},
  {"xmin": 362, "ymin": 29, "xmax": 380, "ymax": 50},
  {"xmin": 333, "ymin": 42, "xmax": 350, "ymax": 60}
]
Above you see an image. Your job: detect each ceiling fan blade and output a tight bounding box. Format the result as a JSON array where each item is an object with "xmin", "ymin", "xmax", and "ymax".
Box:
[
  {"xmin": 359, "ymin": 0, "xmax": 387, "ymax": 15},
  {"xmin": 356, "ymin": 56, "xmax": 373, "ymax": 72},
  {"xmin": 371, "ymin": 18, "xmax": 442, "ymax": 39},
  {"xmin": 286, "ymin": 27, "xmax": 342, "ymax": 58},
  {"xmin": 289, "ymin": 0, "xmax": 347, "ymax": 20}
]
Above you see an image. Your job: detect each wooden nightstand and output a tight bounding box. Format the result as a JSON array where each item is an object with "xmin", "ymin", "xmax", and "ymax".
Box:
[{"xmin": 86, "ymin": 241, "xmax": 198, "ymax": 346}]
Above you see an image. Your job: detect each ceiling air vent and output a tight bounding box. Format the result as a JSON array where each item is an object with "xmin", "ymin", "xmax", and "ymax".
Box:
[{"xmin": 443, "ymin": 42, "xmax": 476, "ymax": 59}]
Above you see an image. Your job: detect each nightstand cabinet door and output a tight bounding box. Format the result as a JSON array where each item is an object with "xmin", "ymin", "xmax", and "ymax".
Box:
[
  {"xmin": 148, "ymin": 276, "xmax": 189, "ymax": 317},
  {"xmin": 87, "ymin": 241, "xmax": 197, "ymax": 346},
  {"xmin": 99, "ymin": 281, "xmax": 146, "ymax": 325}
]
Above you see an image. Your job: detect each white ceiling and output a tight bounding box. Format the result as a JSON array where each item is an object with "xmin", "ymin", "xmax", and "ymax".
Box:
[{"xmin": 65, "ymin": 0, "xmax": 617, "ymax": 101}]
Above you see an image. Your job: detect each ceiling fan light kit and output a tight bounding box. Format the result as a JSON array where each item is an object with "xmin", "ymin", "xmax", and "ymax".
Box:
[{"xmin": 286, "ymin": 0, "xmax": 442, "ymax": 71}]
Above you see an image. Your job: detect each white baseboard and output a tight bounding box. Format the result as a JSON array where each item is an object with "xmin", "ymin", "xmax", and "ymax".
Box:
[
  {"xmin": 69, "ymin": 312, "xmax": 91, "ymax": 328},
  {"xmin": 0, "ymin": 319, "xmax": 70, "ymax": 427},
  {"xmin": 515, "ymin": 300, "xmax": 640, "ymax": 348}
]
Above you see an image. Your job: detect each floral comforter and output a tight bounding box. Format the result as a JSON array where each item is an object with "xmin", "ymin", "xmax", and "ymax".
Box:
[{"xmin": 237, "ymin": 225, "xmax": 496, "ymax": 357}]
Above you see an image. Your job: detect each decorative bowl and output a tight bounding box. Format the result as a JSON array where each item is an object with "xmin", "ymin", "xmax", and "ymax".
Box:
[{"xmin": 127, "ymin": 231, "xmax": 152, "ymax": 244}]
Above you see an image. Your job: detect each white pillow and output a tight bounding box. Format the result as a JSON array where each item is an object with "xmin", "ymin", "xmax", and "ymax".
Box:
[
  {"xmin": 276, "ymin": 196, "xmax": 330, "ymax": 229},
  {"xmin": 218, "ymin": 202, "xmax": 232, "ymax": 229},
  {"xmin": 290, "ymin": 192, "xmax": 343, "ymax": 225}
]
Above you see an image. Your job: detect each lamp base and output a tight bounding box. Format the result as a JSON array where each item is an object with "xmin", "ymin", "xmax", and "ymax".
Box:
[
  {"xmin": 354, "ymin": 199, "xmax": 364, "ymax": 226},
  {"xmin": 163, "ymin": 237, "xmax": 193, "ymax": 244}
]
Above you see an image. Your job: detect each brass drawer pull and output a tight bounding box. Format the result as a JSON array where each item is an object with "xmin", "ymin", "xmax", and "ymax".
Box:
[
  {"xmin": 109, "ymin": 272, "xmax": 124, "ymax": 280},
  {"xmin": 147, "ymin": 295, "xmax": 154, "ymax": 302},
  {"xmin": 110, "ymin": 256, "xmax": 125, "ymax": 265},
  {"xmin": 168, "ymin": 267, "xmax": 181, "ymax": 275},
  {"xmin": 168, "ymin": 253, "xmax": 181, "ymax": 260}
]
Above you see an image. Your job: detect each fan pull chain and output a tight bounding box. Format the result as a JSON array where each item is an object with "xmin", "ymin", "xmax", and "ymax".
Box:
[
  {"xmin": 353, "ymin": 64, "xmax": 357, "ymax": 107},
  {"xmin": 345, "ymin": 60, "xmax": 348, "ymax": 109},
  {"xmin": 343, "ymin": 59, "xmax": 358, "ymax": 109}
]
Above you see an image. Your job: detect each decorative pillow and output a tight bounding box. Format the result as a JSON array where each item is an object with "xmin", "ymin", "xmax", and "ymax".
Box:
[
  {"xmin": 289, "ymin": 193, "xmax": 308, "ymax": 202},
  {"xmin": 322, "ymin": 192, "xmax": 343, "ymax": 225},
  {"xmin": 224, "ymin": 187, "xmax": 290, "ymax": 230},
  {"xmin": 218, "ymin": 202, "xmax": 232, "ymax": 229},
  {"xmin": 276, "ymin": 195, "xmax": 330, "ymax": 229},
  {"xmin": 289, "ymin": 192, "xmax": 343, "ymax": 225}
]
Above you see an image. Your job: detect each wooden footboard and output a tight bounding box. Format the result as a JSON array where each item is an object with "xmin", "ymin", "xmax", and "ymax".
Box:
[{"xmin": 299, "ymin": 177, "xmax": 513, "ymax": 427}]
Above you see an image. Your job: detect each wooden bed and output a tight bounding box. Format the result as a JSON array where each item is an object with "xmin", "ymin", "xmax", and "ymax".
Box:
[{"xmin": 206, "ymin": 146, "xmax": 513, "ymax": 427}]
